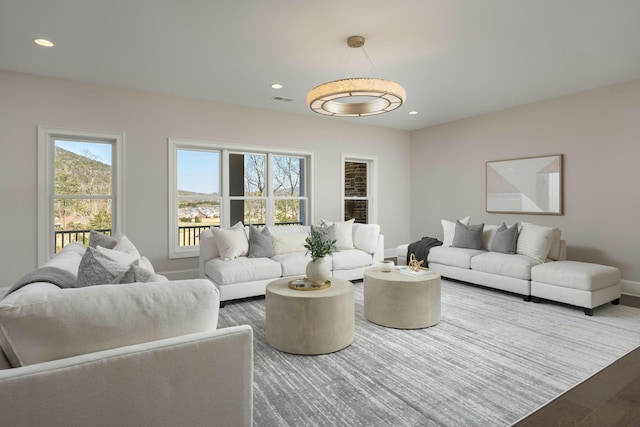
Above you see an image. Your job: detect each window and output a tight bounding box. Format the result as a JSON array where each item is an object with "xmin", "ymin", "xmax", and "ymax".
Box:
[
  {"xmin": 169, "ymin": 139, "xmax": 313, "ymax": 258},
  {"xmin": 342, "ymin": 154, "xmax": 377, "ymax": 224},
  {"xmin": 38, "ymin": 126, "xmax": 124, "ymax": 265}
]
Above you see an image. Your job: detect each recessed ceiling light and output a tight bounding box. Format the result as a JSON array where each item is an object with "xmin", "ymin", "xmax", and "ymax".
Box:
[
  {"xmin": 409, "ymin": 111, "xmax": 418, "ymax": 115},
  {"xmin": 34, "ymin": 38, "xmax": 55, "ymax": 47},
  {"xmin": 271, "ymin": 83, "xmax": 283, "ymax": 89}
]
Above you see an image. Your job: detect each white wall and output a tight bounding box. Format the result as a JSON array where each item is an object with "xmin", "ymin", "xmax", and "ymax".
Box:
[
  {"xmin": 410, "ymin": 79, "xmax": 640, "ymax": 291},
  {"xmin": 0, "ymin": 70, "xmax": 411, "ymax": 284}
]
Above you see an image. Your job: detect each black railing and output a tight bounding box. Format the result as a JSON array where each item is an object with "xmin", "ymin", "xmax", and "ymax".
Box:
[
  {"xmin": 179, "ymin": 225, "xmax": 212, "ymax": 247},
  {"xmin": 55, "ymin": 228, "xmax": 111, "ymax": 253}
]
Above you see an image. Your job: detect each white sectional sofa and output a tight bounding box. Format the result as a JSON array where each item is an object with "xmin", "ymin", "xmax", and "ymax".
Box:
[
  {"xmin": 200, "ymin": 221, "xmax": 384, "ymax": 304},
  {"xmin": 397, "ymin": 219, "xmax": 622, "ymax": 315},
  {"xmin": 0, "ymin": 237, "xmax": 254, "ymax": 426}
]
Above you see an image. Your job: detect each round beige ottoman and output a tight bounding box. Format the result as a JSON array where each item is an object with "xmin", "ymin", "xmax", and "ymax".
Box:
[
  {"xmin": 364, "ymin": 267, "xmax": 441, "ymax": 329},
  {"xmin": 265, "ymin": 277, "xmax": 355, "ymax": 355}
]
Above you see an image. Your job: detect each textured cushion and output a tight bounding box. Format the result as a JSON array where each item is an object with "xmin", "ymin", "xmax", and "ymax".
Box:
[
  {"xmin": 427, "ymin": 245, "xmax": 484, "ymax": 269},
  {"xmin": 451, "ymin": 221, "xmax": 484, "ymax": 250},
  {"xmin": 490, "ymin": 223, "xmax": 519, "ymax": 254},
  {"xmin": 441, "ymin": 216, "xmax": 470, "ymax": 247},
  {"xmin": 204, "ymin": 257, "xmax": 282, "ymax": 285},
  {"xmin": 112, "ymin": 235, "xmax": 141, "ymax": 259},
  {"xmin": 471, "ymin": 252, "xmax": 541, "ymax": 280},
  {"xmin": 271, "ymin": 252, "xmax": 313, "ymax": 277},
  {"xmin": 531, "ymin": 261, "xmax": 621, "ymax": 291},
  {"xmin": 516, "ymin": 222, "xmax": 556, "ymax": 262},
  {"xmin": 0, "ymin": 279, "xmax": 220, "ymax": 367},
  {"xmin": 270, "ymin": 225, "xmax": 309, "ymax": 255},
  {"xmin": 89, "ymin": 230, "xmax": 118, "ymax": 249},
  {"xmin": 248, "ymin": 225, "xmax": 275, "ymax": 258},
  {"xmin": 311, "ymin": 224, "xmax": 337, "ymax": 247},
  {"xmin": 352, "ymin": 223, "xmax": 381, "ymax": 254},
  {"xmin": 331, "ymin": 249, "xmax": 373, "ymax": 271},
  {"xmin": 77, "ymin": 247, "xmax": 134, "ymax": 287},
  {"xmin": 321, "ymin": 219, "xmax": 355, "ymax": 250},
  {"xmin": 95, "ymin": 245, "xmax": 139, "ymax": 266},
  {"xmin": 210, "ymin": 222, "xmax": 249, "ymax": 260}
]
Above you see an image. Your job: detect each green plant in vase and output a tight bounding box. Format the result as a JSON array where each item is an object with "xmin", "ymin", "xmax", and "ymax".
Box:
[{"xmin": 304, "ymin": 230, "xmax": 337, "ymax": 285}]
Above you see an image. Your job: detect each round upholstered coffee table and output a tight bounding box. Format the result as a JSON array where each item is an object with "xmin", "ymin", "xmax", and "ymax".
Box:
[
  {"xmin": 364, "ymin": 267, "xmax": 441, "ymax": 329},
  {"xmin": 265, "ymin": 277, "xmax": 355, "ymax": 355}
]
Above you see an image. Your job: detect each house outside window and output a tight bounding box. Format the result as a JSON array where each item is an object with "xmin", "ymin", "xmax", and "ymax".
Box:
[
  {"xmin": 342, "ymin": 154, "xmax": 378, "ymax": 224},
  {"xmin": 169, "ymin": 139, "xmax": 313, "ymax": 258},
  {"xmin": 38, "ymin": 126, "xmax": 124, "ymax": 265}
]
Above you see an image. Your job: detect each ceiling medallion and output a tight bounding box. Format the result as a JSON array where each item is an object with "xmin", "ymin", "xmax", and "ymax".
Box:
[{"xmin": 307, "ymin": 36, "xmax": 406, "ymax": 117}]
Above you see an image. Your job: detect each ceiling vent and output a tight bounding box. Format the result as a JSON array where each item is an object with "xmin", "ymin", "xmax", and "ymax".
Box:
[{"xmin": 272, "ymin": 96, "xmax": 294, "ymax": 102}]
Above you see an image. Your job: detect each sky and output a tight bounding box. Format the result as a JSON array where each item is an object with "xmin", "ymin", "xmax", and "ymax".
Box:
[
  {"xmin": 177, "ymin": 149, "xmax": 220, "ymax": 194},
  {"xmin": 55, "ymin": 140, "xmax": 112, "ymax": 165}
]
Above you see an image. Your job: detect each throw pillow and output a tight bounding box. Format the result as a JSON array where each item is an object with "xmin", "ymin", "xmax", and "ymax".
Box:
[
  {"xmin": 516, "ymin": 222, "xmax": 556, "ymax": 262},
  {"xmin": 112, "ymin": 235, "xmax": 141, "ymax": 259},
  {"xmin": 248, "ymin": 225, "xmax": 275, "ymax": 258},
  {"xmin": 489, "ymin": 223, "xmax": 519, "ymax": 254},
  {"xmin": 210, "ymin": 221, "xmax": 249, "ymax": 260},
  {"xmin": 321, "ymin": 219, "xmax": 355, "ymax": 250},
  {"xmin": 77, "ymin": 247, "xmax": 133, "ymax": 287},
  {"xmin": 95, "ymin": 245, "xmax": 139, "ymax": 266},
  {"xmin": 311, "ymin": 224, "xmax": 337, "ymax": 246},
  {"xmin": 89, "ymin": 230, "xmax": 119, "ymax": 249},
  {"xmin": 451, "ymin": 221, "xmax": 484, "ymax": 250},
  {"xmin": 270, "ymin": 225, "xmax": 309, "ymax": 255},
  {"xmin": 441, "ymin": 216, "xmax": 470, "ymax": 247}
]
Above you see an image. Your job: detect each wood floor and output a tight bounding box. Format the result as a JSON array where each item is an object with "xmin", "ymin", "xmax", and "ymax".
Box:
[{"xmin": 513, "ymin": 294, "xmax": 640, "ymax": 426}]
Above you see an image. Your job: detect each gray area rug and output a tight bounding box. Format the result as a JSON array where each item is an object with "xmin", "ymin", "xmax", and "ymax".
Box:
[{"xmin": 217, "ymin": 279, "xmax": 640, "ymax": 426}]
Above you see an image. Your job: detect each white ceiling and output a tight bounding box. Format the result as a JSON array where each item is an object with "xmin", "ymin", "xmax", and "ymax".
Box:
[{"xmin": 2, "ymin": 0, "xmax": 640, "ymax": 131}]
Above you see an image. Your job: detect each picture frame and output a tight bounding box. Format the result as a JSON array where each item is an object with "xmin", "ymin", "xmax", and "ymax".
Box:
[{"xmin": 486, "ymin": 154, "xmax": 563, "ymax": 215}]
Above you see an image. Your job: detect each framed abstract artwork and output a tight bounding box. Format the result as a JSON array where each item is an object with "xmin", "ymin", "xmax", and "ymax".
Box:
[{"xmin": 486, "ymin": 154, "xmax": 563, "ymax": 215}]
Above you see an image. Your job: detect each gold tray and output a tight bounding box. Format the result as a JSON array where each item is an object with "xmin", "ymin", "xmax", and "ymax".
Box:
[{"xmin": 288, "ymin": 278, "xmax": 331, "ymax": 291}]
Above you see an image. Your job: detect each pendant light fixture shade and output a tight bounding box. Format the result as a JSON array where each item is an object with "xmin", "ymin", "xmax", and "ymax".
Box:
[{"xmin": 307, "ymin": 36, "xmax": 406, "ymax": 117}]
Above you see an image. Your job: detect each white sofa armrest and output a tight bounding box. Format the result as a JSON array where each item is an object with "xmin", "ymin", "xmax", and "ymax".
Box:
[
  {"xmin": 199, "ymin": 228, "xmax": 218, "ymax": 279},
  {"xmin": 0, "ymin": 325, "xmax": 253, "ymax": 427},
  {"xmin": 373, "ymin": 234, "xmax": 385, "ymax": 264}
]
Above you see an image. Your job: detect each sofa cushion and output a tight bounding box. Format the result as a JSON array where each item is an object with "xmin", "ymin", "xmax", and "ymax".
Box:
[
  {"xmin": 481, "ymin": 224, "xmax": 500, "ymax": 251},
  {"xmin": 331, "ymin": 249, "xmax": 373, "ymax": 271},
  {"xmin": 77, "ymin": 247, "xmax": 135, "ymax": 287},
  {"xmin": 451, "ymin": 221, "xmax": 484, "ymax": 250},
  {"xmin": 204, "ymin": 256, "xmax": 282, "ymax": 286},
  {"xmin": 271, "ymin": 252, "xmax": 314, "ymax": 277},
  {"xmin": 321, "ymin": 219, "xmax": 355, "ymax": 250},
  {"xmin": 471, "ymin": 252, "xmax": 542, "ymax": 280},
  {"xmin": 89, "ymin": 230, "xmax": 119, "ymax": 249},
  {"xmin": 311, "ymin": 224, "xmax": 337, "ymax": 246},
  {"xmin": 490, "ymin": 223, "xmax": 519, "ymax": 254},
  {"xmin": 531, "ymin": 261, "xmax": 621, "ymax": 291},
  {"xmin": 0, "ymin": 279, "xmax": 220, "ymax": 367},
  {"xmin": 516, "ymin": 222, "xmax": 556, "ymax": 262},
  {"xmin": 427, "ymin": 245, "xmax": 484, "ymax": 269},
  {"xmin": 199, "ymin": 228, "xmax": 220, "ymax": 260},
  {"xmin": 441, "ymin": 216, "xmax": 470, "ymax": 247},
  {"xmin": 547, "ymin": 228, "xmax": 563, "ymax": 261},
  {"xmin": 352, "ymin": 223, "xmax": 381, "ymax": 254},
  {"xmin": 248, "ymin": 225, "xmax": 275, "ymax": 258},
  {"xmin": 210, "ymin": 222, "xmax": 249, "ymax": 260},
  {"xmin": 269, "ymin": 225, "xmax": 309, "ymax": 255}
]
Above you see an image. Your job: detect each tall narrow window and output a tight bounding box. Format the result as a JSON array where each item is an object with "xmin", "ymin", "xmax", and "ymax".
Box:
[
  {"xmin": 342, "ymin": 154, "xmax": 377, "ymax": 224},
  {"xmin": 38, "ymin": 127, "xmax": 123, "ymax": 265},
  {"xmin": 273, "ymin": 155, "xmax": 306, "ymax": 225},
  {"xmin": 229, "ymin": 153, "xmax": 267, "ymax": 225}
]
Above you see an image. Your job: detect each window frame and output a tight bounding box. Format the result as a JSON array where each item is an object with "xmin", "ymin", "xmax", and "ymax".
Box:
[
  {"xmin": 341, "ymin": 153, "xmax": 378, "ymax": 224},
  {"xmin": 37, "ymin": 126, "xmax": 124, "ymax": 265},
  {"xmin": 168, "ymin": 138, "xmax": 314, "ymax": 259}
]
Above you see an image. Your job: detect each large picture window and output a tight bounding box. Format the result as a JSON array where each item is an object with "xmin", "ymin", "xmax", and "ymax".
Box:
[
  {"xmin": 169, "ymin": 139, "xmax": 313, "ymax": 258},
  {"xmin": 38, "ymin": 126, "xmax": 124, "ymax": 265}
]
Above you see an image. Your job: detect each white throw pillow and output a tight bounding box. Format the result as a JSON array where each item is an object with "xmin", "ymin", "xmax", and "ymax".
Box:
[
  {"xmin": 321, "ymin": 219, "xmax": 355, "ymax": 250},
  {"xmin": 441, "ymin": 216, "xmax": 470, "ymax": 247},
  {"xmin": 210, "ymin": 222, "xmax": 249, "ymax": 260},
  {"xmin": 270, "ymin": 225, "xmax": 309, "ymax": 255},
  {"xmin": 0, "ymin": 279, "xmax": 220, "ymax": 367},
  {"xmin": 112, "ymin": 235, "xmax": 141, "ymax": 259},
  {"xmin": 352, "ymin": 223, "xmax": 381, "ymax": 254},
  {"xmin": 95, "ymin": 245, "xmax": 139, "ymax": 266},
  {"xmin": 516, "ymin": 222, "xmax": 556, "ymax": 262}
]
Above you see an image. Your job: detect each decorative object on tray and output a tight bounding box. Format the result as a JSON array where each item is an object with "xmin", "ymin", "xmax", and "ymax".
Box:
[
  {"xmin": 304, "ymin": 229, "xmax": 337, "ymax": 286},
  {"xmin": 408, "ymin": 253, "xmax": 424, "ymax": 272},
  {"xmin": 379, "ymin": 260, "xmax": 394, "ymax": 272},
  {"xmin": 288, "ymin": 278, "xmax": 331, "ymax": 291}
]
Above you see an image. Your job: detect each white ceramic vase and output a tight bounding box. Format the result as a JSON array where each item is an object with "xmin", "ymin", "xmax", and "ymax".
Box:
[{"xmin": 306, "ymin": 256, "xmax": 331, "ymax": 286}]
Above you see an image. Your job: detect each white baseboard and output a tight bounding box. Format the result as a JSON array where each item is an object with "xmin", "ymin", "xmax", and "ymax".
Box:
[{"xmin": 621, "ymin": 279, "xmax": 640, "ymax": 297}]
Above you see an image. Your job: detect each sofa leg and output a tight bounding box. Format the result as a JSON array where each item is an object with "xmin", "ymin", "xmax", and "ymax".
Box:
[
  {"xmin": 523, "ymin": 295, "xmax": 532, "ymax": 302},
  {"xmin": 531, "ymin": 296, "xmax": 540, "ymax": 303},
  {"xmin": 612, "ymin": 298, "xmax": 620, "ymax": 305},
  {"xmin": 584, "ymin": 307, "xmax": 593, "ymax": 316}
]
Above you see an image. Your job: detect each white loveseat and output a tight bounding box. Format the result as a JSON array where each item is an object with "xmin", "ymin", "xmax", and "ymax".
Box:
[
  {"xmin": 0, "ymin": 241, "xmax": 253, "ymax": 427},
  {"xmin": 200, "ymin": 221, "xmax": 384, "ymax": 304}
]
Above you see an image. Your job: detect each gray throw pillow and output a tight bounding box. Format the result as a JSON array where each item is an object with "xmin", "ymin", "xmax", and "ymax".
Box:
[
  {"xmin": 89, "ymin": 230, "xmax": 118, "ymax": 249},
  {"xmin": 311, "ymin": 224, "xmax": 337, "ymax": 248},
  {"xmin": 77, "ymin": 247, "xmax": 132, "ymax": 287},
  {"xmin": 490, "ymin": 223, "xmax": 519, "ymax": 254},
  {"xmin": 451, "ymin": 221, "xmax": 484, "ymax": 250},
  {"xmin": 248, "ymin": 225, "xmax": 275, "ymax": 258}
]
